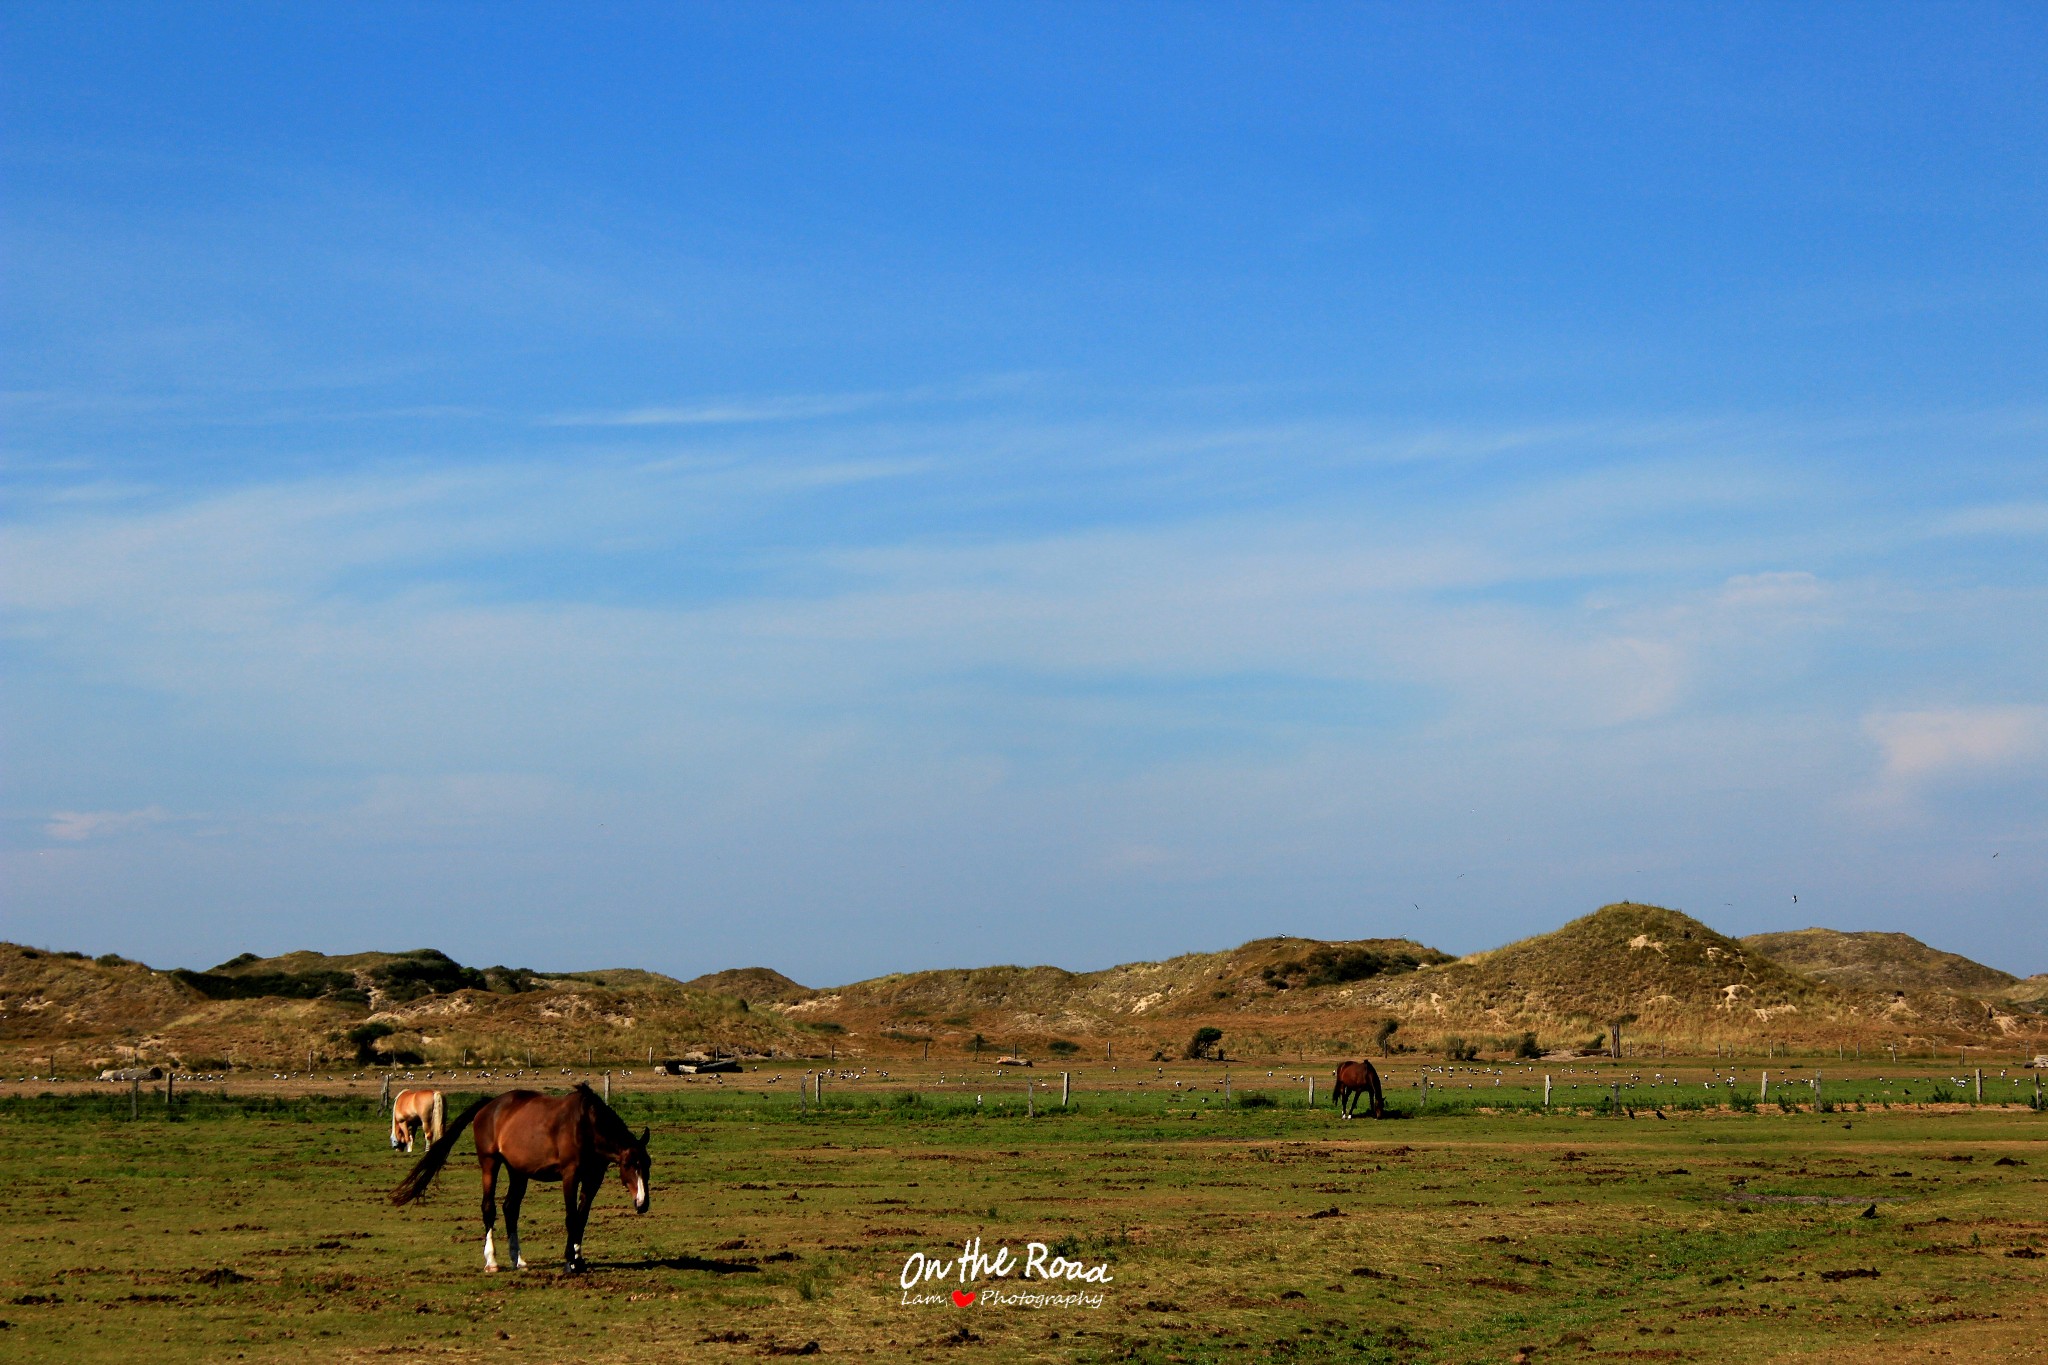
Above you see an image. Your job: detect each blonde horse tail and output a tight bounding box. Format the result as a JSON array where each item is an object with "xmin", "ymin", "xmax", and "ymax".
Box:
[{"xmin": 431, "ymin": 1091, "xmax": 445, "ymax": 1143}]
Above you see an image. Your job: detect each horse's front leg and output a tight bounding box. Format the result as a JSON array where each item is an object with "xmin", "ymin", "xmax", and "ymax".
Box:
[
  {"xmin": 480, "ymin": 1157, "xmax": 501, "ymax": 1273},
  {"xmin": 562, "ymin": 1170, "xmax": 595, "ymax": 1273},
  {"xmin": 504, "ymin": 1171, "xmax": 530, "ymax": 1270}
]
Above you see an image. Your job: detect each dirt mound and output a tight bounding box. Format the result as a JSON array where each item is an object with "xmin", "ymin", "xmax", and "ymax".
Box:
[
  {"xmin": 1340, "ymin": 903, "xmax": 1839, "ymax": 1045},
  {"xmin": 9, "ymin": 903, "xmax": 2042, "ymax": 1071},
  {"xmin": 682, "ymin": 967, "xmax": 814, "ymax": 1003},
  {"xmin": 2007, "ymin": 975, "xmax": 2048, "ymax": 1006},
  {"xmin": 0, "ymin": 944, "xmax": 201, "ymax": 1043},
  {"xmin": 0, "ymin": 941, "xmax": 809, "ymax": 1073},
  {"xmin": 1741, "ymin": 929, "xmax": 2019, "ymax": 995},
  {"xmin": 810, "ymin": 936, "xmax": 1450, "ymax": 1025}
]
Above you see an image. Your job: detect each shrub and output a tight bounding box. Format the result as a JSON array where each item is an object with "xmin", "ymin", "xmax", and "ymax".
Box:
[
  {"xmin": 176, "ymin": 967, "xmax": 365, "ymax": 1004},
  {"xmin": 346, "ymin": 1023, "xmax": 395, "ymax": 1065},
  {"xmin": 1047, "ymin": 1040, "xmax": 1080, "ymax": 1057},
  {"xmin": 1514, "ymin": 1031, "xmax": 1542, "ymax": 1059},
  {"xmin": 1440, "ymin": 1035, "xmax": 1479, "ymax": 1062},
  {"xmin": 1185, "ymin": 1027, "xmax": 1224, "ymax": 1060},
  {"xmin": 1374, "ymin": 1019, "xmax": 1401, "ymax": 1057},
  {"xmin": 1261, "ymin": 945, "xmax": 1448, "ymax": 990},
  {"xmin": 1234, "ymin": 1090, "xmax": 1276, "ymax": 1109}
]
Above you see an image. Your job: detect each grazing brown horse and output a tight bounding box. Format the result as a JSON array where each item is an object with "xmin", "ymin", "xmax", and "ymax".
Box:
[
  {"xmin": 389, "ymin": 1089, "xmax": 444, "ymax": 1152},
  {"xmin": 391, "ymin": 1084, "xmax": 650, "ymax": 1273},
  {"xmin": 1333, "ymin": 1059, "xmax": 1385, "ymax": 1119}
]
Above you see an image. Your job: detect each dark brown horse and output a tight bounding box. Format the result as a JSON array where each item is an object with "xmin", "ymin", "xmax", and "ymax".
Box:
[
  {"xmin": 1333, "ymin": 1059, "xmax": 1385, "ymax": 1119},
  {"xmin": 391, "ymin": 1084, "xmax": 650, "ymax": 1273}
]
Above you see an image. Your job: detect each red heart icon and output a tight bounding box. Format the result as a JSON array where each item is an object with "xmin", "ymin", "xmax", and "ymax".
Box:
[{"xmin": 951, "ymin": 1290, "xmax": 977, "ymax": 1307}]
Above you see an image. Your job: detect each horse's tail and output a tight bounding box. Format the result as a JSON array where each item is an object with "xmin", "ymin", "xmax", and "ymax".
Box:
[
  {"xmin": 391, "ymin": 1095, "xmax": 488, "ymax": 1205},
  {"xmin": 430, "ymin": 1091, "xmax": 445, "ymax": 1143}
]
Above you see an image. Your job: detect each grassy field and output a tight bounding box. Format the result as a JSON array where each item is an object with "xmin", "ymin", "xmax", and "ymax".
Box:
[{"xmin": 1, "ymin": 1059, "xmax": 2043, "ymax": 1364}]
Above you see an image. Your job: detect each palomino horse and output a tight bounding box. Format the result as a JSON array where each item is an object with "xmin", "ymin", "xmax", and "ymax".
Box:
[
  {"xmin": 391, "ymin": 1084, "xmax": 650, "ymax": 1274},
  {"xmin": 389, "ymin": 1089, "xmax": 444, "ymax": 1152},
  {"xmin": 1333, "ymin": 1059, "xmax": 1385, "ymax": 1119}
]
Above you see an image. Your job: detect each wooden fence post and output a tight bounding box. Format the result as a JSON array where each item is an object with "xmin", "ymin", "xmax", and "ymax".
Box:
[
  {"xmin": 1062, "ymin": 1072, "xmax": 1070, "ymax": 1108},
  {"xmin": 130, "ymin": 1077, "xmax": 139, "ymax": 1120},
  {"xmin": 1026, "ymin": 1080, "xmax": 1034, "ymax": 1118},
  {"xmin": 1543, "ymin": 1075, "xmax": 1551, "ymax": 1107},
  {"xmin": 379, "ymin": 1074, "xmax": 391, "ymax": 1112},
  {"xmin": 1974, "ymin": 1069, "xmax": 1982, "ymax": 1104},
  {"xmin": 1307, "ymin": 1076, "xmax": 1315, "ymax": 1108},
  {"xmin": 603, "ymin": 1071, "xmax": 611, "ymax": 1104}
]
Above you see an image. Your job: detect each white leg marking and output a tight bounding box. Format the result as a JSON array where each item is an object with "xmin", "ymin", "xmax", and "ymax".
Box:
[
  {"xmin": 509, "ymin": 1224, "xmax": 525, "ymax": 1269},
  {"xmin": 483, "ymin": 1229, "xmax": 497, "ymax": 1272}
]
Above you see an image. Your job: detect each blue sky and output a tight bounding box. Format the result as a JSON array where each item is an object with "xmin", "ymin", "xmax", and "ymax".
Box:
[{"xmin": 4, "ymin": 4, "xmax": 2045, "ymax": 982}]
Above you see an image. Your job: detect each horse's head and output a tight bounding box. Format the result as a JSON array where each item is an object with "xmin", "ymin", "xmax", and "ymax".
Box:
[{"xmin": 616, "ymin": 1127, "xmax": 651, "ymax": 1214}]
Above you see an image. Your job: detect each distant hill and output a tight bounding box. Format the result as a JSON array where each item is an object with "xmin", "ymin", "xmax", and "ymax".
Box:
[
  {"xmin": 0, "ymin": 942, "xmax": 805, "ymax": 1075},
  {"xmin": 681, "ymin": 967, "xmax": 814, "ymax": 1004},
  {"xmin": 4, "ymin": 905, "xmax": 2043, "ymax": 1073},
  {"xmin": 0, "ymin": 946, "xmax": 202, "ymax": 1044},
  {"xmin": 1740, "ymin": 929, "xmax": 2019, "ymax": 995},
  {"xmin": 1341, "ymin": 903, "xmax": 1848, "ymax": 1045},
  {"xmin": 808, "ymin": 936, "xmax": 1449, "ymax": 1020},
  {"xmin": 183, "ymin": 947, "xmax": 498, "ymax": 1005}
]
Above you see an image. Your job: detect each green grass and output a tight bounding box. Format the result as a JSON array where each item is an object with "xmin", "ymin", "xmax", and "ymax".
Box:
[{"xmin": 1, "ymin": 1070, "xmax": 2043, "ymax": 1363}]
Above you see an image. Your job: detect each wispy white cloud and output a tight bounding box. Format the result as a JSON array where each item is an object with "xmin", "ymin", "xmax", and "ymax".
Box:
[
  {"xmin": 1864, "ymin": 705, "xmax": 2048, "ymax": 784},
  {"xmin": 6, "ymin": 407, "xmax": 2044, "ymax": 978},
  {"xmin": 545, "ymin": 373, "xmax": 1045, "ymax": 428},
  {"xmin": 1933, "ymin": 502, "xmax": 2048, "ymax": 537},
  {"xmin": 552, "ymin": 392, "xmax": 889, "ymax": 427},
  {"xmin": 44, "ymin": 806, "xmax": 170, "ymax": 841}
]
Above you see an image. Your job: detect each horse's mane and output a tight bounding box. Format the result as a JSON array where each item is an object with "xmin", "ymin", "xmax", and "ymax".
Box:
[{"xmin": 573, "ymin": 1081, "xmax": 639, "ymax": 1148}]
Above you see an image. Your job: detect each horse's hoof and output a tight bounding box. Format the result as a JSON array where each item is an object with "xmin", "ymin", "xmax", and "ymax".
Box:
[{"xmin": 484, "ymin": 1264, "xmax": 499, "ymax": 1274}]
